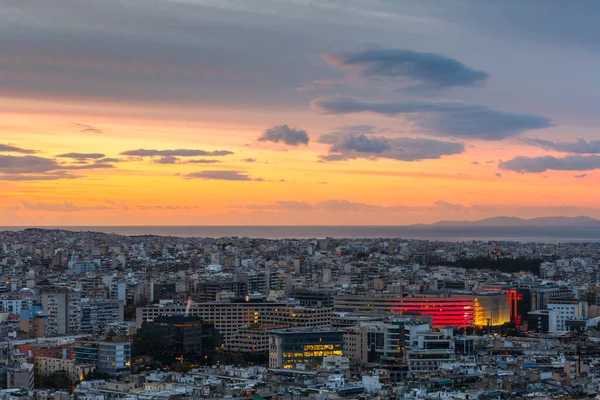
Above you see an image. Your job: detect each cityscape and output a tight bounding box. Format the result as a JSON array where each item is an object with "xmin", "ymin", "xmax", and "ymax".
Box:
[
  {"xmin": 3, "ymin": 0, "xmax": 600, "ymax": 399},
  {"xmin": 0, "ymin": 228, "xmax": 598, "ymax": 399}
]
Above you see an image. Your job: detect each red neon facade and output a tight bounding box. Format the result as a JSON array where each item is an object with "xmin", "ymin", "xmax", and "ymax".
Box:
[{"xmin": 394, "ymin": 297, "xmax": 475, "ymax": 328}]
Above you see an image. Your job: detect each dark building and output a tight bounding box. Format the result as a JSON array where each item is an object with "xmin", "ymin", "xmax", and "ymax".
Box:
[
  {"xmin": 290, "ymin": 290, "xmax": 335, "ymax": 308},
  {"xmin": 153, "ymin": 283, "xmax": 177, "ymax": 301},
  {"xmin": 136, "ymin": 315, "xmax": 219, "ymax": 365},
  {"xmin": 527, "ymin": 310, "xmax": 554, "ymax": 333},
  {"xmin": 192, "ymin": 281, "xmax": 247, "ymax": 302}
]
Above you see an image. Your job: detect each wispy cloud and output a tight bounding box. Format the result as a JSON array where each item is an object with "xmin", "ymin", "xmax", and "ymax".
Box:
[
  {"xmin": 121, "ymin": 148, "xmax": 233, "ymax": 157},
  {"xmin": 499, "ymin": 154, "xmax": 600, "ymax": 173},
  {"xmin": 74, "ymin": 123, "xmax": 103, "ymax": 134},
  {"xmin": 56, "ymin": 152, "xmax": 105, "ymax": 160},
  {"xmin": 311, "ymin": 96, "xmax": 552, "ymax": 140},
  {"xmin": 522, "ymin": 138, "xmax": 600, "ymax": 154},
  {"xmin": 184, "ymin": 170, "xmax": 255, "ymax": 181},
  {"xmin": 0, "ymin": 144, "xmax": 37, "ymax": 154}
]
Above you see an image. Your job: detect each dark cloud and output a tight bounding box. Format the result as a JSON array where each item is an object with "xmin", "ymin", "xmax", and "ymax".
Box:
[
  {"xmin": 56, "ymin": 152, "xmax": 105, "ymax": 160},
  {"xmin": 184, "ymin": 170, "xmax": 254, "ymax": 181},
  {"xmin": 120, "ymin": 149, "xmax": 233, "ymax": 157},
  {"xmin": 0, "ymin": 144, "xmax": 37, "ymax": 154},
  {"xmin": 258, "ymin": 125, "xmax": 309, "ymax": 146},
  {"xmin": 330, "ymin": 134, "xmax": 390, "ymax": 154},
  {"xmin": 74, "ymin": 123, "xmax": 103, "ymax": 134},
  {"xmin": 522, "ymin": 138, "xmax": 600, "ymax": 154},
  {"xmin": 0, "ymin": 154, "xmax": 114, "ymax": 182},
  {"xmin": 243, "ymin": 158, "xmax": 257, "ymax": 163},
  {"xmin": 0, "ymin": 155, "xmax": 60, "ymax": 174},
  {"xmin": 60, "ymin": 163, "xmax": 114, "ymax": 170},
  {"xmin": 318, "ymin": 132, "xmax": 464, "ymax": 162},
  {"xmin": 311, "ymin": 96, "xmax": 552, "ymax": 140},
  {"xmin": 332, "ymin": 125, "xmax": 380, "ymax": 134},
  {"xmin": 96, "ymin": 158, "xmax": 121, "ymax": 163},
  {"xmin": 155, "ymin": 156, "xmax": 179, "ymax": 164},
  {"xmin": 499, "ymin": 154, "xmax": 600, "ymax": 173},
  {"xmin": 324, "ymin": 48, "xmax": 488, "ymax": 89},
  {"xmin": 575, "ymin": 173, "xmax": 588, "ymax": 178}
]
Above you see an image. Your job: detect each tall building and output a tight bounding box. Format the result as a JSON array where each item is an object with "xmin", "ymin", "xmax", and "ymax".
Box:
[
  {"xmin": 79, "ymin": 298, "xmax": 124, "ymax": 335},
  {"xmin": 268, "ymin": 327, "xmax": 344, "ymax": 369},
  {"xmin": 97, "ymin": 338, "xmax": 131, "ymax": 378},
  {"xmin": 137, "ymin": 315, "xmax": 208, "ymax": 364},
  {"xmin": 41, "ymin": 289, "xmax": 80, "ymax": 336}
]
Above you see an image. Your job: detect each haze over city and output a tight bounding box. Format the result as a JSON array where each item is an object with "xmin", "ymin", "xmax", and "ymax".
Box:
[{"xmin": 2, "ymin": 1, "xmax": 600, "ymax": 226}]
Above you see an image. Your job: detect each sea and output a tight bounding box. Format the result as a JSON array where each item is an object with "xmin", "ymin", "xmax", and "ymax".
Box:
[{"xmin": 1, "ymin": 226, "xmax": 599, "ymax": 243}]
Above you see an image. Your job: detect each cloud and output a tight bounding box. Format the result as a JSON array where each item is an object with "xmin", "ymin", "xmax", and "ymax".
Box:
[
  {"xmin": 434, "ymin": 200, "xmax": 465, "ymax": 212},
  {"xmin": 247, "ymin": 200, "xmax": 383, "ymax": 212},
  {"xmin": 184, "ymin": 170, "xmax": 255, "ymax": 181},
  {"xmin": 155, "ymin": 156, "xmax": 179, "ymax": 164},
  {"xmin": 22, "ymin": 201, "xmax": 113, "ymax": 212},
  {"xmin": 499, "ymin": 154, "xmax": 600, "ymax": 173},
  {"xmin": 247, "ymin": 201, "xmax": 315, "ymax": 211},
  {"xmin": 332, "ymin": 125, "xmax": 381, "ymax": 134},
  {"xmin": 56, "ymin": 152, "xmax": 105, "ymax": 160},
  {"xmin": 0, "ymin": 173, "xmax": 78, "ymax": 181},
  {"xmin": 186, "ymin": 159, "xmax": 221, "ymax": 164},
  {"xmin": 59, "ymin": 163, "xmax": 114, "ymax": 170},
  {"xmin": 318, "ymin": 132, "xmax": 464, "ymax": 162},
  {"xmin": 243, "ymin": 158, "xmax": 257, "ymax": 163},
  {"xmin": 330, "ymin": 134, "xmax": 391, "ymax": 154},
  {"xmin": 522, "ymin": 138, "xmax": 600, "ymax": 154},
  {"xmin": 120, "ymin": 148, "xmax": 233, "ymax": 157},
  {"xmin": 324, "ymin": 48, "xmax": 489, "ymax": 89},
  {"xmin": 96, "ymin": 157, "xmax": 121, "ymax": 163},
  {"xmin": 136, "ymin": 205, "xmax": 200, "ymax": 211},
  {"xmin": 575, "ymin": 173, "xmax": 588, "ymax": 178},
  {"xmin": 0, "ymin": 144, "xmax": 37, "ymax": 154},
  {"xmin": 311, "ymin": 96, "xmax": 552, "ymax": 140},
  {"xmin": 0, "ymin": 155, "xmax": 60, "ymax": 174},
  {"xmin": 0, "ymin": 154, "xmax": 115, "ymax": 182},
  {"xmin": 258, "ymin": 125, "xmax": 309, "ymax": 146},
  {"xmin": 74, "ymin": 123, "xmax": 103, "ymax": 134}
]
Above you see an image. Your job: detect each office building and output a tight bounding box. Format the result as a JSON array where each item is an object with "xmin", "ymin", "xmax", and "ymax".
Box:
[
  {"xmin": 269, "ymin": 327, "xmax": 344, "ymax": 369},
  {"xmin": 97, "ymin": 338, "xmax": 131, "ymax": 378}
]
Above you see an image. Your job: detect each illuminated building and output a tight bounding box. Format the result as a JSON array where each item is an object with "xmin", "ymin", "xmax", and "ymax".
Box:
[
  {"xmin": 137, "ymin": 302, "xmax": 330, "ymax": 349},
  {"xmin": 473, "ymin": 292, "xmax": 512, "ymax": 327},
  {"xmin": 269, "ymin": 327, "xmax": 344, "ymax": 369},
  {"xmin": 334, "ymin": 293, "xmax": 511, "ymax": 328}
]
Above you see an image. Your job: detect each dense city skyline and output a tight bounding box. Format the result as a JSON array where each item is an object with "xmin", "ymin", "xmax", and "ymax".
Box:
[{"xmin": 3, "ymin": 1, "xmax": 600, "ymax": 225}]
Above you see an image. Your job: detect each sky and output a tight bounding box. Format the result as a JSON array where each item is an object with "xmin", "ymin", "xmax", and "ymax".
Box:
[{"xmin": 2, "ymin": 0, "xmax": 600, "ymax": 226}]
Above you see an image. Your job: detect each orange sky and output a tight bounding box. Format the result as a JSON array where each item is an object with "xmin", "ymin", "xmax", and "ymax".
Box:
[
  {"xmin": 1, "ymin": 98, "xmax": 599, "ymax": 226},
  {"xmin": 2, "ymin": 1, "xmax": 600, "ymax": 226}
]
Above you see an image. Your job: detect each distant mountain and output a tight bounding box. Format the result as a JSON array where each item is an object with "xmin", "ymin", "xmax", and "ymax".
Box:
[{"xmin": 431, "ymin": 216, "xmax": 600, "ymax": 227}]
